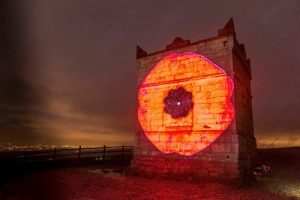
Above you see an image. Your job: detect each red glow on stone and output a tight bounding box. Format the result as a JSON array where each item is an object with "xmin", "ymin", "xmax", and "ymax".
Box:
[{"xmin": 138, "ymin": 52, "xmax": 234, "ymax": 156}]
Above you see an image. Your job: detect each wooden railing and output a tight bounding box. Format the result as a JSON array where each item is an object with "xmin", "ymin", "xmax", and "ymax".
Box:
[{"xmin": 0, "ymin": 145, "xmax": 134, "ymax": 164}]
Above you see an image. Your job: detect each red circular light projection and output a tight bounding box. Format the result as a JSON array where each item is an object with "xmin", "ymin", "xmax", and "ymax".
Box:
[{"xmin": 138, "ymin": 52, "xmax": 234, "ymax": 156}]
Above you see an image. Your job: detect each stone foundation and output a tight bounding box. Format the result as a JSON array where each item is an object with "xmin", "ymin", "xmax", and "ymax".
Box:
[{"xmin": 131, "ymin": 155, "xmax": 238, "ymax": 181}]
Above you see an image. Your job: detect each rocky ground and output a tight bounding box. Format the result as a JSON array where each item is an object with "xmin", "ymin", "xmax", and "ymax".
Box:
[
  {"xmin": 0, "ymin": 147, "xmax": 299, "ymax": 200},
  {"xmin": 0, "ymin": 167, "xmax": 298, "ymax": 200}
]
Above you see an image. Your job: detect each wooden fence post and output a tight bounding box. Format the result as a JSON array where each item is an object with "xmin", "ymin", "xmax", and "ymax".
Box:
[
  {"xmin": 53, "ymin": 148, "xmax": 56, "ymax": 161},
  {"xmin": 103, "ymin": 145, "xmax": 106, "ymax": 161},
  {"xmin": 122, "ymin": 145, "xmax": 125, "ymax": 160},
  {"xmin": 24, "ymin": 152, "xmax": 27, "ymax": 163},
  {"xmin": 78, "ymin": 146, "xmax": 81, "ymax": 160}
]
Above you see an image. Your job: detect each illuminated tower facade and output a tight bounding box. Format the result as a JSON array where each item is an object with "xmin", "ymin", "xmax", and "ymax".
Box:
[{"xmin": 132, "ymin": 19, "xmax": 256, "ymax": 181}]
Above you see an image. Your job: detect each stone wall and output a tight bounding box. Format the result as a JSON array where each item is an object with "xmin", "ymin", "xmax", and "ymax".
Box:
[
  {"xmin": 232, "ymin": 40, "xmax": 257, "ymax": 179},
  {"xmin": 133, "ymin": 20, "xmax": 256, "ymax": 181}
]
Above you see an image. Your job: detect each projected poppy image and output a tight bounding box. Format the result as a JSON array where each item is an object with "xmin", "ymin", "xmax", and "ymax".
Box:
[
  {"xmin": 163, "ymin": 87, "xmax": 194, "ymax": 118},
  {"xmin": 138, "ymin": 52, "xmax": 234, "ymax": 156}
]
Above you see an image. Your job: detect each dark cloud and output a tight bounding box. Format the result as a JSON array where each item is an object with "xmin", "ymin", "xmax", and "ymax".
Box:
[
  {"xmin": 0, "ymin": 1, "xmax": 48, "ymax": 144},
  {"xmin": 0, "ymin": 0, "xmax": 299, "ymax": 147}
]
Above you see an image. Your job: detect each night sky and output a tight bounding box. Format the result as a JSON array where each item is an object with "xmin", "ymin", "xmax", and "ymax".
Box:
[{"xmin": 0, "ymin": 0, "xmax": 299, "ymax": 148}]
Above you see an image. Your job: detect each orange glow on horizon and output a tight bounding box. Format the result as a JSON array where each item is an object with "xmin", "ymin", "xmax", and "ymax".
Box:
[{"xmin": 138, "ymin": 52, "xmax": 234, "ymax": 156}]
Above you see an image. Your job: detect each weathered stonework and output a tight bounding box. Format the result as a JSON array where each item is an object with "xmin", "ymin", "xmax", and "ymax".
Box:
[{"xmin": 132, "ymin": 18, "xmax": 256, "ymax": 182}]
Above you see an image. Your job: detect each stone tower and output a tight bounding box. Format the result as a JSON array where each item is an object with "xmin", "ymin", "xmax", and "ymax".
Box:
[{"xmin": 132, "ymin": 18, "xmax": 256, "ymax": 182}]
